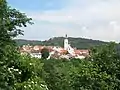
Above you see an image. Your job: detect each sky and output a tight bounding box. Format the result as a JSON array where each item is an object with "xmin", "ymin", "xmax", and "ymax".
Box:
[{"xmin": 7, "ymin": 0, "xmax": 120, "ymax": 42}]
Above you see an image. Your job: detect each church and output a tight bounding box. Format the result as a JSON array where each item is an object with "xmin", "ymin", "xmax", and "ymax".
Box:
[{"xmin": 64, "ymin": 34, "xmax": 76, "ymax": 55}]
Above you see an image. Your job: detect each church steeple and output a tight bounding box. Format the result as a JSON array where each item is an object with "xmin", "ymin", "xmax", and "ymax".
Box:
[{"xmin": 64, "ymin": 34, "xmax": 68, "ymax": 50}]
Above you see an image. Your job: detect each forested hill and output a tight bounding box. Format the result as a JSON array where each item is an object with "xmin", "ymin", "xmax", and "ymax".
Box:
[{"xmin": 15, "ymin": 37, "xmax": 108, "ymax": 49}]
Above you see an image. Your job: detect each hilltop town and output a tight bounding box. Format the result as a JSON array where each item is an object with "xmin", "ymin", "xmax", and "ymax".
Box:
[{"xmin": 20, "ymin": 35, "xmax": 89, "ymax": 59}]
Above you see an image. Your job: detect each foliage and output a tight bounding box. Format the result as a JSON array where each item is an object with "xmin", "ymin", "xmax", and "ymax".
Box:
[
  {"xmin": 41, "ymin": 59, "xmax": 72, "ymax": 90},
  {"xmin": 0, "ymin": 0, "xmax": 34, "ymax": 89},
  {"xmin": 0, "ymin": 44, "xmax": 19, "ymax": 90},
  {"xmin": 13, "ymin": 55, "xmax": 48, "ymax": 90},
  {"xmin": 41, "ymin": 58, "xmax": 113, "ymax": 90},
  {"xmin": 90, "ymin": 42, "xmax": 120, "ymax": 89},
  {"xmin": 41, "ymin": 48, "xmax": 49, "ymax": 59}
]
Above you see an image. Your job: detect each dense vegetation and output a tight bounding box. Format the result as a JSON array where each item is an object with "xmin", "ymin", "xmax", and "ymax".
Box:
[
  {"xmin": 1, "ymin": 0, "xmax": 120, "ymax": 90},
  {"xmin": 0, "ymin": 0, "xmax": 46, "ymax": 89},
  {"xmin": 15, "ymin": 37, "xmax": 107, "ymax": 49}
]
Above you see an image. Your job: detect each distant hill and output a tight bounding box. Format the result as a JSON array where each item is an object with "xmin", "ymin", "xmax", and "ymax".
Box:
[
  {"xmin": 15, "ymin": 37, "xmax": 108, "ymax": 49},
  {"xmin": 15, "ymin": 39, "xmax": 43, "ymax": 46}
]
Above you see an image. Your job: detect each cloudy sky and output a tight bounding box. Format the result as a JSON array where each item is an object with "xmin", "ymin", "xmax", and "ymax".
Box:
[{"xmin": 7, "ymin": 0, "xmax": 120, "ymax": 42}]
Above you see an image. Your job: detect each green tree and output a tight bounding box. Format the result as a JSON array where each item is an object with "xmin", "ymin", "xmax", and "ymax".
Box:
[
  {"xmin": 0, "ymin": 0, "xmax": 49, "ymax": 89},
  {"xmin": 41, "ymin": 59, "xmax": 72, "ymax": 90},
  {"xmin": 41, "ymin": 48, "xmax": 49, "ymax": 59},
  {"xmin": 89, "ymin": 42, "xmax": 120, "ymax": 89},
  {"xmin": 0, "ymin": 0, "xmax": 35, "ymax": 89},
  {"xmin": 14, "ymin": 55, "xmax": 48, "ymax": 90}
]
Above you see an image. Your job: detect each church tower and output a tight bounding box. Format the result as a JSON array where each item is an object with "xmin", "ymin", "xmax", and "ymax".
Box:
[{"xmin": 64, "ymin": 34, "xmax": 69, "ymax": 50}]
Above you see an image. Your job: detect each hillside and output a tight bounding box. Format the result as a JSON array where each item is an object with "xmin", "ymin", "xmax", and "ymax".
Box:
[
  {"xmin": 15, "ymin": 39, "xmax": 43, "ymax": 46},
  {"xmin": 15, "ymin": 37, "xmax": 108, "ymax": 49}
]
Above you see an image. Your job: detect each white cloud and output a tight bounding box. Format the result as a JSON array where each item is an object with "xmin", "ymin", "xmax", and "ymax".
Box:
[{"xmin": 20, "ymin": 0, "xmax": 120, "ymax": 42}]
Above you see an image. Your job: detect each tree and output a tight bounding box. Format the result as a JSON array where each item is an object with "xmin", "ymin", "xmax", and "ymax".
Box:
[
  {"xmin": 89, "ymin": 42, "xmax": 120, "ymax": 89},
  {"xmin": 0, "ymin": 0, "xmax": 49, "ymax": 90},
  {"xmin": 0, "ymin": 0, "xmax": 33, "ymax": 89},
  {"xmin": 14, "ymin": 55, "xmax": 48, "ymax": 90},
  {"xmin": 41, "ymin": 59, "xmax": 72, "ymax": 90},
  {"xmin": 41, "ymin": 48, "xmax": 49, "ymax": 59}
]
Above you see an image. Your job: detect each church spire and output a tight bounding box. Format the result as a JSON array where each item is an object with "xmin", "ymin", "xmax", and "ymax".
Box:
[{"xmin": 65, "ymin": 34, "xmax": 68, "ymax": 38}]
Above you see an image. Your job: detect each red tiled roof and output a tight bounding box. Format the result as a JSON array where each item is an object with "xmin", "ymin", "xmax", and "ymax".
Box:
[
  {"xmin": 33, "ymin": 45, "xmax": 44, "ymax": 50},
  {"xmin": 59, "ymin": 50, "xmax": 67, "ymax": 54},
  {"xmin": 74, "ymin": 50, "xmax": 81, "ymax": 54},
  {"xmin": 74, "ymin": 49, "xmax": 89, "ymax": 55}
]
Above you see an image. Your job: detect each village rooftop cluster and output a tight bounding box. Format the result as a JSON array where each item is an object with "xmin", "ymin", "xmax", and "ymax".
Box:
[{"xmin": 20, "ymin": 35, "xmax": 89, "ymax": 59}]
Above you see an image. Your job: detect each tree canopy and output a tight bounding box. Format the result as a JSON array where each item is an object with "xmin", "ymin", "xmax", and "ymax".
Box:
[
  {"xmin": 0, "ymin": 0, "xmax": 45, "ymax": 90},
  {"xmin": 41, "ymin": 48, "xmax": 49, "ymax": 59}
]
